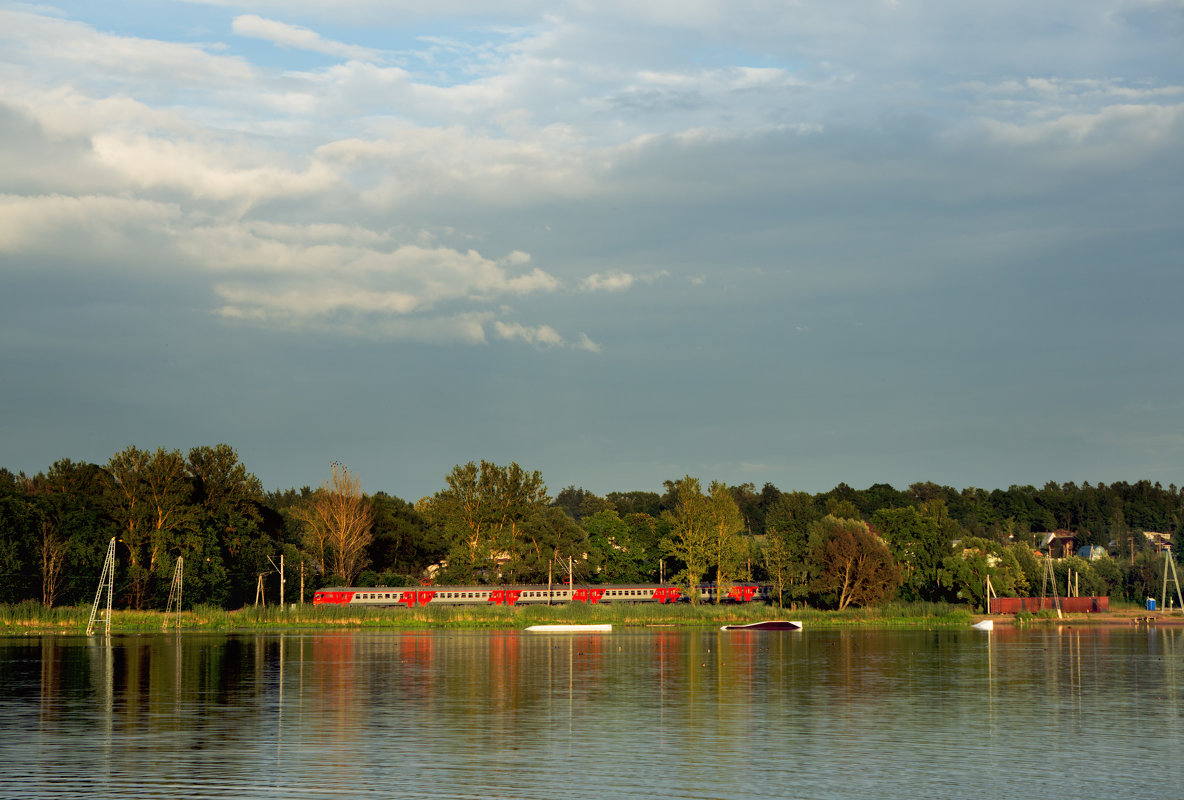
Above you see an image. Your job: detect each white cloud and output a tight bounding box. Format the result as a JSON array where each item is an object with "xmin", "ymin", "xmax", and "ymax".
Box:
[
  {"xmin": 0, "ymin": 9, "xmax": 257, "ymax": 90},
  {"xmin": 974, "ymin": 102, "xmax": 1184, "ymax": 156},
  {"xmin": 232, "ymin": 15, "xmax": 385, "ymax": 62},
  {"xmin": 493, "ymin": 320, "xmax": 564, "ymax": 348},
  {"xmin": 0, "ymin": 193, "xmax": 178, "ymax": 256},
  {"xmin": 575, "ymin": 333, "xmax": 602, "ymax": 353},
  {"xmin": 581, "ymin": 271, "xmax": 635, "ymax": 291},
  {"xmin": 167, "ymin": 219, "xmax": 573, "ymax": 345},
  {"xmin": 90, "ymin": 132, "xmax": 340, "ymax": 203}
]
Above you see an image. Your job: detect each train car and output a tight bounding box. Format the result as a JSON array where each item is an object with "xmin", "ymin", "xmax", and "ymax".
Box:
[{"xmin": 312, "ymin": 582, "xmax": 771, "ymax": 608}]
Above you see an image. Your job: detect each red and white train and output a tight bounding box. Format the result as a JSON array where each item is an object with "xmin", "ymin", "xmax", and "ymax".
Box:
[{"xmin": 313, "ymin": 583, "xmax": 772, "ymax": 608}]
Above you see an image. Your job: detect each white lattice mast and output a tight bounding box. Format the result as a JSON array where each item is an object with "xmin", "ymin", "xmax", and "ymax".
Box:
[
  {"xmin": 1161, "ymin": 545, "xmax": 1183, "ymax": 612},
  {"xmin": 164, "ymin": 557, "xmax": 183, "ymax": 630},
  {"xmin": 86, "ymin": 538, "xmax": 116, "ymax": 636},
  {"xmin": 1040, "ymin": 553, "xmax": 1063, "ymax": 619}
]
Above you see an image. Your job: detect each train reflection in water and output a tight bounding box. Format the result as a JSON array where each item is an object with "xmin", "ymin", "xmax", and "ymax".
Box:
[{"xmin": 313, "ymin": 583, "xmax": 772, "ymax": 608}]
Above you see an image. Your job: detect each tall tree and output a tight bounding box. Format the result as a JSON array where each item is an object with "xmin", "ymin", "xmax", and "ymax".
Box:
[
  {"xmin": 424, "ymin": 461, "xmax": 548, "ymax": 582},
  {"xmin": 660, "ymin": 476, "xmax": 713, "ymax": 604},
  {"xmin": 143, "ymin": 448, "xmax": 201, "ymax": 592},
  {"xmin": 763, "ymin": 491, "xmax": 820, "ymax": 602},
  {"xmin": 585, "ymin": 509, "xmax": 651, "ymax": 583},
  {"xmin": 368, "ymin": 492, "xmax": 440, "ymax": 577},
  {"xmin": 104, "ymin": 446, "xmax": 152, "ymax": 607},
  {"xmin": 187, "ymin": 444, "xmax": 266, "ymax": 606},
  {"xmin": 872, "ymin": 506, "xmax": 953, "ymax": 601},
  {"xmin": 32, "ymin": 460, "xmax": 114, "ymax": 607},
  {"xmin": 295, "ymin": 463, "xmax": 373, "ymax": 584},
  {"xmin": 707, "ymin": 481, "xmax": 746, "ymax": 602},
  {"xmin": 506, "ymin": 506, "xmax": 588, "ymax": 583},
  {"xmin": 809, "ymin": 516, "xmax": 902, "ymax": 610},
  {"xmin": 553, "ymin": 486, "xmax": 612, "ymax": 522}
]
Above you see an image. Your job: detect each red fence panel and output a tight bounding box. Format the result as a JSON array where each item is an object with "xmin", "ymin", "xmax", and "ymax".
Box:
[{"xmin": 989, "ymin": 596, "xmax": 1109, "ymax": 614}]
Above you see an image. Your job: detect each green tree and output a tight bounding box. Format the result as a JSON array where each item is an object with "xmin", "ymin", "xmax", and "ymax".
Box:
[
  {"xmin": 604, "ymin": 491, "xmax": 661, "ymax": 517},
  {"xmin": 104, "ymin": 446, "xmax": 152, "ymax": 607},
  {"xmin": 707, "ymin": 481, "xmax": 746, "ymax": 602},
  {"xmin": 553, "ymin": 486, "xmax": 612, "ymax": 522},
  {"xmin": 104, "ymin": 446, "xmax": 199, "ymax": 608},
  {"xmin": 424, "ymin": 461, "xmax": 549, "ymax": 582},
  {"xmin": 33, "ymin": 460, "xmax": 114, "ymax": 607},
  {"xmin": 872, "ymin": 506, "xmax": 953, "ymax": 601},
  {"xmin": 763, "ymin": 491, "xmax": 819, "ymax": 602},
  {"xmin": 369, "ymin": 492, "xmax": 441, "ymax": 578},
  {"xmin": 187, "ymin": 444, "xmax": 268, "ymax": 607},
  {"xmin": 0, "ymin": 489, "xmax": 38, "ymax": 603},
  {"xmin": 762, "ymin": 532, "xmax": 794, "ymax": 608},
  {"xmin": 660, "ymin": 476, "xmax": 713, "ymax": 604},
  {"xmin": 143, "ymin": 448, "xmax": 202, "ymax": 605},
  {"xmin": 943, "ymin": 537, "xmax": 1028, "ymax": 611},
  {"xmin": 808, "ymin": 516, "xmax": 901, "ymax": 610},
  {"xmin": 507, "ymin": 506, "xmax": 587, "ymax": 583},
  {"xmin": 585, "ymin": 509, "xmax": 650, "ymax": 583}
]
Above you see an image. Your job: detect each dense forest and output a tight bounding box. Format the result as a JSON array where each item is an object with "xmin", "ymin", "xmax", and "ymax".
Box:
[{"xmin": 1, "ymin": 444, "xmax": 1181, "ymax": 612}]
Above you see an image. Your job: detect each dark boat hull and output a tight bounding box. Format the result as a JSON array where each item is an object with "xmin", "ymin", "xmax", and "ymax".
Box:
[{"xmin": 720, "ymin": 620, "xmax": 802, "ymax": 631}]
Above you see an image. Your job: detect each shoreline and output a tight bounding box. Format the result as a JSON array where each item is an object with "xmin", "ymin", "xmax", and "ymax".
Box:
[
  {"xmin": 977, "ymin": 608, "xmax": 1184, "ymax": 627},
  {"xmin": 4, "ymin": 602, "xmax": 1184, "ymax": 633}
]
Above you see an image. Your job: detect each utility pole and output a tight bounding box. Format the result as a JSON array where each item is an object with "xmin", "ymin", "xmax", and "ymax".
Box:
[
  {"xmin": 1040, "ymin": 553, "xmax": 1063, "ymax": 619},
  {"xmin": 267, "ymin": 553, "xmax": 286, "ymax": 607},
  {"xmin": 86, "ymin": 538, "xmax": 116, "ymax": 636},
  {"xmin": 164, "ymin": 557, "xmax": 183, "ymax": 630},
  {"xmin": 1161, "ymin": 545, "xmax": 1183, "ymax": 612}
]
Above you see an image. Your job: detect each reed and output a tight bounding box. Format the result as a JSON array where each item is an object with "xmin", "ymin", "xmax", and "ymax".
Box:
[{"xmin": 0, "ymin": 599, "xmax": 978, "ymax": 633}]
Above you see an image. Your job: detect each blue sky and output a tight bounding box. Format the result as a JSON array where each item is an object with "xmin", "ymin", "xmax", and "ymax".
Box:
[{"xmin": 2, "ymin": 0, "xmax": 1183, "ymax": 500}]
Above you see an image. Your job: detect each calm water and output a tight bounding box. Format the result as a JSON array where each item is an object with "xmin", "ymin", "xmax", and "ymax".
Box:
[{"xmin": 1, "ymin": 626, "xmax": 1181, "ymax": 799}]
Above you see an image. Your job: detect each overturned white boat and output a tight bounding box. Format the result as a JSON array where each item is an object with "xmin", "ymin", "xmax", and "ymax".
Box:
[
  {"xmin": 720, "ymin": 621, "xmax": 802, "ymax": 631},
  {"xmin": 525, "ymin": 624, "xmax": 612, "ymax": 633}
]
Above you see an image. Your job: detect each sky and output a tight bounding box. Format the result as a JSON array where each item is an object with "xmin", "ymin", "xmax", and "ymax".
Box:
[{"xmin": 2, "ymin": 1, "xmax": 1183, "ymax": 502}]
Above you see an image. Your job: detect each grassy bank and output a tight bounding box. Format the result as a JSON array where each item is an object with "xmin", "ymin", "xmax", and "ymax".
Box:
[{"xmin": 0, "ymin": 599, "xmax": 977, "ymax": 634}]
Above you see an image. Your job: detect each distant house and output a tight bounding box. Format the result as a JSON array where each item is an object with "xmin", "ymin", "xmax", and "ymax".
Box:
[
  {"xmin": 1143, "ymin": 531, "xmax": 1173, "ymax": 553},
  {"xmin": 1040, "ymin": 530, "xmax": 1076, "ymax": 559},
  {"xmin": 1077, "ymin": 545, "xmax": 1107, "ymax": 561}
]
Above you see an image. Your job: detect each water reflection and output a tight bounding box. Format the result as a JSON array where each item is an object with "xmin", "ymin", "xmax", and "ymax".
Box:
[{"xmin": 3, "ymin": 626, "xmax": 1183, "ymax": 799}]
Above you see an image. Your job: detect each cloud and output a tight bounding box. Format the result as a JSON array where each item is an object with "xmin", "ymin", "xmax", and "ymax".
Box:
[
  {"xmin": 232, "ymin": 15, "xmax": 385, "ymax": 62},
  {"xmin": 0, "ymin": 9, "xmax": 257, "ymax": 91},
  {"xmin": 493, "ymin": 320, "xmax": 564, "ymax": 348},
  {"xmin": 581, "ymin": 271, "xmax": 635, "ymax": 291},
  {"xmin": 193, "ymin": 223, "xmax": 560, "ymax": 310},
  {"xmin": 0, "ymin": 194, "xmax": 179, "ymax": 258},
  {"xmin": 575, "ymin": 333, "xmax": 602, "ymax": 353}
]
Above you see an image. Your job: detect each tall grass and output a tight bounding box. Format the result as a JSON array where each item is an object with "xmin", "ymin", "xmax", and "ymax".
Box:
[{"xmin": 0, "ymin": 599, "xmax": 980, "ymax": 633}]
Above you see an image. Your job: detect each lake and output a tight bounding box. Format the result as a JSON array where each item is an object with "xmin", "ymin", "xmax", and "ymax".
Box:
[{"xmin": 2, "ymin": 625, "xmax": 1181, "ymax": 799}]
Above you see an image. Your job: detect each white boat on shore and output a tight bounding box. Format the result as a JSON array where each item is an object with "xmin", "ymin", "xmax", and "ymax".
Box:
[{"xmin": 525, "ymin": 624, "xmax": 613, "ymax": 633}]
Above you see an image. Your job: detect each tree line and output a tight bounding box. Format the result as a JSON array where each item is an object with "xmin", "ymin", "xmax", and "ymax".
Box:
[{"xmin": 1, "ymin": 445, "xmax": 1181, "ymax": 611}]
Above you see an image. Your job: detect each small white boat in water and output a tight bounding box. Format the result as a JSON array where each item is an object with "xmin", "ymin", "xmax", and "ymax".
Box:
[
  {"xmin": 972, "ymin": 620, "xmax": 994, "ymax": 631},
  {"xmin": 525, "ymin": 624, "xmax": 612, "ymax": 633}
]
